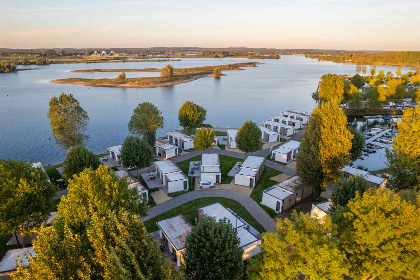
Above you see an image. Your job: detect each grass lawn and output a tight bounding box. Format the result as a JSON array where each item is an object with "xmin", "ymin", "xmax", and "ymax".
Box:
[
  {"xmin": 214, "ymin": 131, "xmax": 227, "ymax": 136},
  {"xmin": 250, "ymin": 167, "xmax": 282, "ymax": 218},
  {"xmin": 143, "ymin": 197, "xmax": 265, "ymax": 233},
  {"xmin": 217, "ymin": 144, "xmax": 226, "ymax": 150},
  {"xmin": 45, "ymin": 164, "xmax": 63, "ymax": 182},
  {"xmin": 167, "ymin": 190, "xmax": 190, "ymax": 198},
  {"xmin": 219, "ymin": 155, "xmax": 243, "ymax": 184},
  {"xmin": 176, "ymin": 155, "xmax": 201, "ymax": 189}
]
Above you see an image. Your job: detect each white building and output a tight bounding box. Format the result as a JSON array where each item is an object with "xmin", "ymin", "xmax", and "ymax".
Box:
[
  {"xmin": 154, "ymin": 140, "xmax": 179, "ymax": 159},
  {"xmin": 341, "ymin": 166, "xmax": 387, "ymax": 188},
  {"xmin": 115, "ymin": 170, "xmax": 149, "ymax": 203},
  {"xmin": 197, "ymin": 203, "xmax": 261, "ymax": 259},
  {"xmin": 200, "ymin": 154, "xmax": 221, "ymax": 184},
  {"xmin": 263, "ymin": 121, "xmax": 295, "ymax": 136},
  {"xmin": 227, "ymin": 129, "xmax": 238, "ymax": 149},
  {"xmin": 261, "ymin": 176, "xmax": 312, "ymax": 213},
  {"xmin": 0, "ymin": 247, "xmax": 35, "ymax": 275},
  {"xmin": 156, "ymin": 215, "xmax": 192, "ymax": 267},
  {"xmin": 259, "ymin": 125, "xmax": 280, "ymax": 143},
  {"xmin": 154, "ymin": 160, "xmax": 189, "ymax": 193},
  {"xmin": 280, "ymin": 112, "xmax": 309, "ymax": 125},
  {"xmin": 271, "ymin": 140, "xmax": 300, "ymax": 164},
  {"xmin": 271, "ymin": 116, "xmax": 302, "ymax": 129},
  {"xmin": 234, "ymin": 156, "xmax": 265, "ymax": 187},
  {"xmin": 167, "ymin": 131, "xmax": 194, "ymax": 150},
  {"xmin": 311, "ymin": 201, "xmax": 333, "ymax": 222},
  {"xmin": 108, "ymin": 145, "xmax": 122, "ymax": 162},
  {"xmin": 287, "ymin": 109, "xmax": 311, "ymax": 117}
]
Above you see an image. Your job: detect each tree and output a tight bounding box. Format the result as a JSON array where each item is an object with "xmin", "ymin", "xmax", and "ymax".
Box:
[
  {"xmin": 62, "ymin": 145, "xmax": 100, "ymax": 181},
  {"xmin": 21, "ymin": 57, "xmax": 30, "ymax": 65},
  {"xmin": 0, "ymin": 160, "xmax": 57, "ymax": 246},
  {"xmin": 178, "ymin": 101, "xmax": 207, "ymax": 130},
  {"xmin": 370, "ymin": 65, "xmax": 376, "ymax": 76},
  {"xmin": 160, "ymin": 64, "xmax": 174, "ymax": 78},
  {"xmin": 318, "ymin": 74, "xmax": 345, "ymax": 103},
  {"xmin": 260, "ymin": 212, "xmax": 349, "ymax": 280},
  {"xmin": 193, "ymin": 128, "xmax": 214, "ymax": 151},
  {"xmin": 416, "ymin": 88, "xmax": 420, "ymax": 103},
  {"xmin": 117, "ymin": 72, "xmax": 126, "ymax": 80},
  {"xmin": 411, "ymin": 75, "xmax": 420, "ymax": 85},
  {"xmin": 377, "ymin": 69, "xmax": 385, "ymax": 80},
  {"xmin": 183, "ymin": 218, "xmax": 243, "ymax": 280},
  {"xmin": 396, "ymin": 65, "xmax": 402, "ymax": 76},
  {"xmin": 47, "ymin": 93, "xmax": 89, "ymax": 150},
  {"xmin": 331, "ymin": 176, "xmax": 368, "ymax": 208},
  {"xmin": 120, "ymin": 136, "xmax": 154, "ymax": 180},
  {"xmin": 35, "ymin": 57, "xmax": 49, "ymax": 65},
  {"xmin": 336, "ymin": 188, "xmax": 420, "ymax": 280},
  {"xmin": 235, "ymin": 121, "xmax": 262, "ymax": 154},
  {"xmin": 348, "ymin": 126, "xmax": 365, "ymax": 161},
  {"xmin": 387, "ymin": 106, "xmax": 420, "ymax": 190},
  {"xmin": 128, "ymin": 102, "xmax": 164, "ymax": 146},
  {"xmin": 350, "ymin": 74, "xmax": 365, "ymax": 89},
  {"xmin": 296, "ymin": 102, "xmax": 352, "ymax": 198},
  {"xmin": 213, "ymin": 67, "xmax": 221, "ymax": 77}
]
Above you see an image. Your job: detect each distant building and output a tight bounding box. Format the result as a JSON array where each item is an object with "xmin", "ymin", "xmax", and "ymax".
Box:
[
  {"xmin": 227, "ymin": 129, "xmax": 238, "ymax": 149},
  {"xmin": 167, "ymin": 131, "xmax": 194, "ymax": 150},
  {"xmin": 263, "ymin": 121, "xmax": 295, "ymax": 136},
  {"xmin": 271, "ymin": 116, "xmax": 303, "ymax": 129},
  {"xmin": 341, "ymin": 166, "xmax": 387, "ymax": 188},
  {"xmin": 259, "ymin": 125, "xmax": 280, "ymax": 143},
  {"xmin": 107, "ymin": 145, "xmax": 122, "ymax": 162},
  {"xmin": 271, "ymin": 140, "xmax": 300, "ymax": 164},
  {"xmin": 154, "ymin": 140, "xmax": 179, "ymax": 159}
]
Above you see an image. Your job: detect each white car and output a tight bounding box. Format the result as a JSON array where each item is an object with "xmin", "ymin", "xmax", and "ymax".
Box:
[{"xmin": 199, "ymin": 180, "xmax": 214, "ymax": 188}]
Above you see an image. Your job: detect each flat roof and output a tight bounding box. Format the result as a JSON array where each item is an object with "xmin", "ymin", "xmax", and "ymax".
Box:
[
  {"xmin": 198, "ymin": 203, "xmax": 245, "ymax": 228},
  {"xmin": 115, "ymin": 170, "xmax": 137, "ymax": 184},
  {"xmin": 155, "ymin": 141, "xmax": 177, "ymax": 150},
  {"xmin": 281, "ymin": 140, "xmax": 300, "ymax": 150},
  {"xmin": 202, "ymin": 153, "xmax": 220, "ymax": 166},
  {"xmin": 157, "ymin": 215, "xmax": 192, "ymax": 251},
  {"xmin": 273, "ymin": 147, "xmax": 292, "ymax": 154},
  {"xmin": 167, "ymin": 131, "xmax": 193, "ymax": 141},
  {"xmin": 128, "ymin": 182, "xmax": 147, "ymax": 192},
  {"xmin": 154, "ymin": 160, "xmax": 181, "ymax": 174},
  {"xmin": 276, "ymin": 176, "xmax": 302, "ymax": 192},
  {"xmin": 263, "ymin": 120, "xmax": 294, "ymax": 129},
  {"xmin": 365, "ymin": 174, "xmax": 386, "ymax": 185},
  {"xmin": 0, "ymin": 247, "xmax": 35, "ymax": 273},
  {"xmin": 315, "ymin": 201, "xmax": 332, "ymax": 213},
  {"xmin": 108, "ymin": 145, "xmax": 122, "ymax": 155},
  {"xmin": 32, "ymin": 162, "xmax": 44, "ymax": 169},
  {"xmin": 237, "ymin": 168, "xmax": 257, "ymax": 176},
  {"xmin": 341, "ymin": 166, "xmax": 369, "ymax": 177},
  {"xmin": 259, "ymin": 125, "xmax": 279, "ymax": 135},
  {"xmin": 241, "ymin": 156, "xmax": 264, "ymax": 170},
  {"xmin": 166, "ymin": 172, "xmax": 187, "ymax": 182},
  {"xmin": 237, "ymin": 227, "xmax": 258, "ymax": 247},
  {"xmin": 287, "ymin": 109, "xmax": 311, "ymax": 116},
  {"xmin": 264, "ymin": 185, "xmax": 294, "ymax": 200}
]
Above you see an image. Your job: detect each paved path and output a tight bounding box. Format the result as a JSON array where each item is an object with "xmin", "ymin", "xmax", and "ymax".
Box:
[{"xmin": 142, "ymin": 189, "xmax": 277, "ymax": 232}]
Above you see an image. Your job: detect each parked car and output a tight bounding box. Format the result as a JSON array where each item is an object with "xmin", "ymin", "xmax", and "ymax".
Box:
[{"xmin": 199, "ymin": 180, "xmax": 214, "ymax": 188}]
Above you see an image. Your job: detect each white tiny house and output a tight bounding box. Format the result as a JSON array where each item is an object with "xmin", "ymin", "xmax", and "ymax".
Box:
[{"xmin": 154, "ymin": 160, "xmax": 189, "ymax": 193}]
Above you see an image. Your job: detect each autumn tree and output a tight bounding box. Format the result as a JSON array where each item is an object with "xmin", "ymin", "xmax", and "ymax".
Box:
[
  {"xmin": 160, "ymin": 64, "xmax": 174, "ymax": 78},
  {"xmin": 296, "ymin": 102, "xmax": 352, "ymax": 198},
  {"xmin": 387, "ymin": 106, "xmax": 420, "ymax": 190},
  {"xmin": 336, "ymin": 188, "xmax": 420, "ymax": 280},
  {"xmin": 117, "ymin": 72, "xmax": 126, "ymax": 80},
  {"xmin": 370, "ymin": 65, "xmax": 376, "ymax": 76},
  {"xmin": 260, "ymin": 212, "xmax": 349, "ymax": 280},
  {"xmin": 0, "ymin": 160, "xmax": 57, "ymax": 246},
  {"xmin": 235, "ymin": 121, "xmax": 262, "ymax": 155},
  {"xmin": 213, "ymin": 67, "xmax": 222, "ymax": 77},
  {"xmin": 20, "ymin": 57, "xmax": 30, "ymax": 65},
  {"xmin": 35, "ymin": 57, "xmax": 49, "ymax": 65},
  {"xmin": 396, "ymin": 65, "xmax": 402, "ymax": 76},
  {"xmin": 318, "ymin": 74, "xmax": 345, "ymax": 103},
  {"xmin": 350, "ymin": 74, "xmax": 365, "ymax": 89},
  {"xmin": 128, "ymin": 102, "xmax": 164, "ymax": 146},
  {"xmin": 193, "ymin": 128, "xmax": 214, "ymax": 151},
  {"xmin": 184, "ymin": 218, "xmax": 243, "ymax": 280},
  {"xmin": 47, "ymin": 93, "xmax": 89, "ymax": 150},
  {"xmin": 377, "ymin": 78, "xmax": 405, "ymax": 102},
  {"xmin": 348, "ymin": 126, "xmax": 365, "ymax": 161},
  {"xmin": 178, "ymin": 101, "xmax": 207, "ymax": 130},
  {"xmin": 62, "ymin": 145, "xmax": 101, "ymax": 181},
  {"xmin": 120, "ymin": 136, "xmax": 154, "ymax": 180},
  {"xmin": 331, "ymin": 176, "xmax": 368, "ymax": 208}
]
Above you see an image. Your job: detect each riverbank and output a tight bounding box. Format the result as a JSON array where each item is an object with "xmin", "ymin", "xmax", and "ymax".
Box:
[{"xmin": 50, "ymin": 62, "xmax": 261, "ymax": 88}]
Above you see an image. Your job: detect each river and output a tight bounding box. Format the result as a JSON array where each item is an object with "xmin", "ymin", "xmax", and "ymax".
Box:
[{"xmin": 0, "ymin": 55, "xmax": 411, "ymax": 164}]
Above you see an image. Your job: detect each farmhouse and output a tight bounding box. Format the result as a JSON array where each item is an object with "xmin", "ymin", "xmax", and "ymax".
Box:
[
  {"xmin": 107, "ymin": 145, "xmax": 122, "ymax": 162},
  {"xmin": 200, "ymin": 153, "xmax": 221, "ymax": 184},
  {"xmin": 197, "ymin": 203, "xmax": 261, "ymax": 259},
  {"xmin": 154, "ymin": 160, "xmax": 189, "ymax": 193},
  {"xmin": 227, "ymin": 129, "xmax": 238, "ymax": 149},
  {"xmin": 259, "ymin": 125, "xmax": 280, "ymax": 143},
  {"xmin": 167, "ymin": 131, "xmax": 194, "ymax": 150},
  {"xmin": 263, "ymin": 121, "xmax": 295, "ymax": 136},
  {"xmin": 341, "ymin": 166, "xmax": 387, "ymax": 188},
  {"xmin": 271, "ymin": 140, "xmax": 300, "ymax": 164},
  {"xmin": 156, "ymin": 215, "xmax": 192, "ymax": 267},
  {"xmin": 154, "ymin": 140, "xmax": 179, "ymax": 159},
  {"xmin": 234, "ymin": 156, "xmax": 265, "ymax": 187}
]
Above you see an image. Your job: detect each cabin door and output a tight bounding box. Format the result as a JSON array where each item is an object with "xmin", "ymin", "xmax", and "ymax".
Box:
[
  {"xmin": 276, "ymin": 201, "xmax": 281, "ymax": 212},
  {"xmin": 249, "ymin": 178, "xmax": 254, "ymax": 187}
]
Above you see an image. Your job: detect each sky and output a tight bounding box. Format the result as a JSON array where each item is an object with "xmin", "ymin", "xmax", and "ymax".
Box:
[{"xmin": 1, "ymin": 0, "xmax": 419, "ymax": 51}]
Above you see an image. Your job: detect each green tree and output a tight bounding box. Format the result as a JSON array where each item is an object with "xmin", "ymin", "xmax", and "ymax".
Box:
[
  {"xmin": 297, "ymin": 102, "xmax": 352, "ymax": 198},
  {"xmin": 62, "ymin": 145, "xmax": 101, "ymax": 181},
  {"xmin": 117, "ymin": 72, "xmax": 126, "ymax": 80},
  {"xmin": 318, "ymin": 74, "xmax": 345, "ymax": 103},
  {"xmin": 184, "ymin": 218, "xmax": 243, "ymax": 280},
  {"xmin": 0, "ymin": 160, "xmax": 57, "ymax": 246},
  {"xmin": 348, "ymin": 126, "xmax": 365, "ymax": 161},
  {"xmin": 120, "ymin": 136, "xmax": 154, "ymax": 180},
  {"xmin": 235, "ymin": 121, "xmax": 262, "ymax": 155},
  {"xmin": 128, "ymin": 102, "xmax": 164, "ymax": 146},
  {"xmin": 331, "ymin": 176, "xmax": 368, "ymax": 208},
  {"xmin": 213, "ymin": 67, "xmax": 221, "ymax": 77},
  {"xmin": 260, "ymin": 212, "xmax": 349, "ymax": 280},
  {"xmin": 387, "ymin": 106, "xmax": 420, "ymax": 190},
  {"xmin": 398, "ymin": 189, "xmax": 420, "ymax": 206},
  {"xmin": 365, "ymin": 87, "xmax": 382, "ymax": 109},
  {"xmin": 193, "ymin": 128, "xmax": 214, "ymax": 151},
  {"xmin": 47, "ymin": 93, "xmax": 89, "ymax": 150},
  {"xmin": 178, "ymin": 101, "xmax": 207, "ymax": 130},
  {"xmin": 350, "ymin": 74, "xmax": 365, "ymax": 89},
  {"xmin": 336, "ymin": 188, "xmax": 420, "ymax": 280},
  {"xmin": 160, "ymin": 64, "xmax": 174, "ymax": 78}
]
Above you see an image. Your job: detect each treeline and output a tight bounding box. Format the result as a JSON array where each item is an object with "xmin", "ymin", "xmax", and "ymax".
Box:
[
  {"xmin": 0, "ymin": 60, "xmax": 16, "ymax": 73},
  {"xmin": 307, "ymin": 51, "xmax": 420, "ymax": 66}
]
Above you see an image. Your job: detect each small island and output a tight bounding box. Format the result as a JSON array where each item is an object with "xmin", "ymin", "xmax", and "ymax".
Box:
[{"xmin": 50, "ymin": 62, "xmax": 261, "ymax": 88}]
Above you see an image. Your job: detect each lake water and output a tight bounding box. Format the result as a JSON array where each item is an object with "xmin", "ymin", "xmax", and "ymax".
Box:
[{"xmin": 0, "ymin": 55, "xmax": 411, "ymax": 164}]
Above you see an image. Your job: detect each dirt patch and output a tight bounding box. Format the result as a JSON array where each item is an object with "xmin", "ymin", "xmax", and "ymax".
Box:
[
  {"xmin": 151, "ymin": 189, "xmax": 172, "ymax": 204},
  {"xmin": 270, "ymin": 173, "xmax": 291, "ymax": 183}
]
